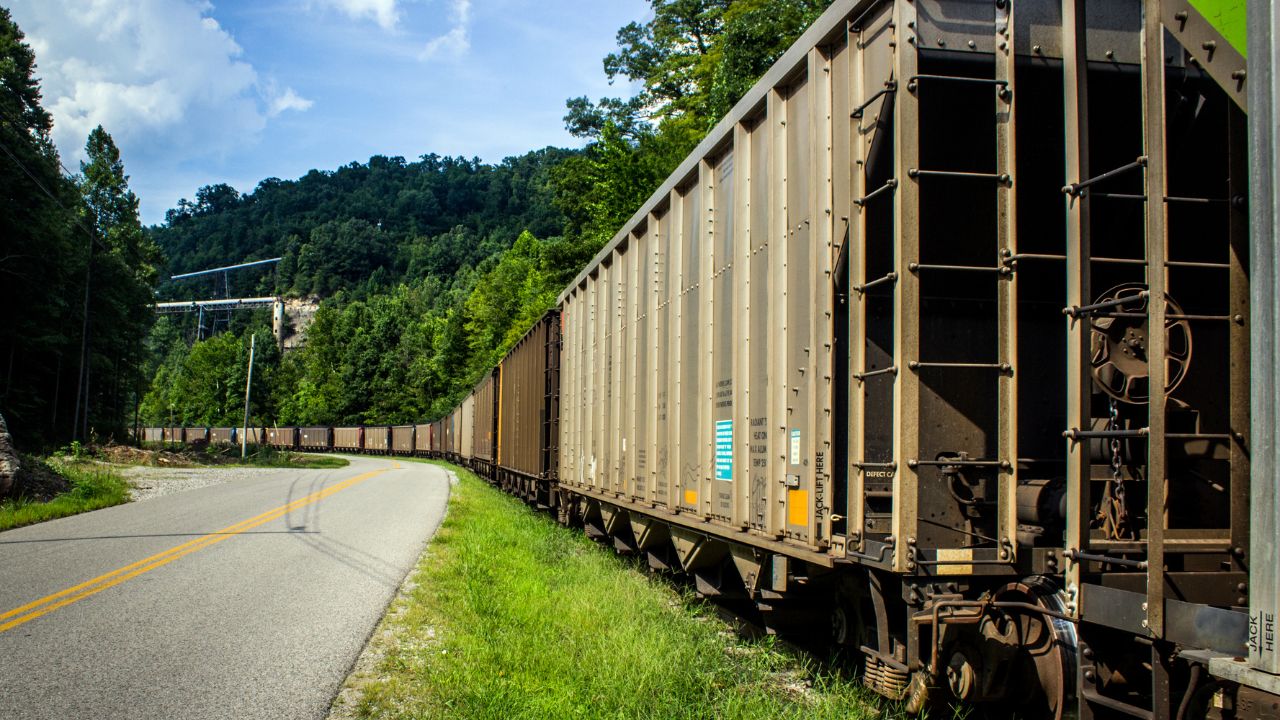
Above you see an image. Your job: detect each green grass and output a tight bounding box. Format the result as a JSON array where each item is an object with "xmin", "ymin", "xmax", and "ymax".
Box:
[
  {"xmin": 0, "ymin": 462, "xmax": 132, "ymax": 532},
  {"xmin": 345, "ymin": 465, "xmax": 882, "ymax": 720}
]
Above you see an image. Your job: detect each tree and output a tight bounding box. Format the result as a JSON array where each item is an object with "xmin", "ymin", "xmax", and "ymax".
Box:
[
  {"xmin": 0, "ymin": 8, "xmax": 91, "ymax": 446},
  {"xmin": 77, "ymin": 125, "xmax": 163, "ymax": 440}
]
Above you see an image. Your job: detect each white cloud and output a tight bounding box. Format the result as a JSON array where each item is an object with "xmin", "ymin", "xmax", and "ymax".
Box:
[
  {"xmin": 7, "ymin": 0, "xmax": 310, "ymax": 167},
  {"xmin": 319, "ymin": 0, "xmax": 401, "ymax": 30},
  {"xmin": 265, "ymin": 85, "xmax": 316, "ymax": 118},
  {"xmin": 420, "ymin": 0, "xmax": 471, "ymax": 60}
]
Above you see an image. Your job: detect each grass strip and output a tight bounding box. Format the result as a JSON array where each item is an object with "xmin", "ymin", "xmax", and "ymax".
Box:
[
  {"xmin": 345, "ymin": 465, "xmax": 883, "ymax": 720},
  {"xmin": 0, "ymin": 463, "xmax": 131, "ymax": 532}
]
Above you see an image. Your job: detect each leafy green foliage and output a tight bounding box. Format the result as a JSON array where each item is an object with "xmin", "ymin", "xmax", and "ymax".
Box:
[
  {"xmin": 0, "ymin": 9, "xmax": 160, "ymax": 447},
  {"xmin": 140, "ymin": 326, "xmax": 279, "ymax": 427},
  {"xmin": 153, "ymin": 149, "xmax": 572, "ymax": 300}
]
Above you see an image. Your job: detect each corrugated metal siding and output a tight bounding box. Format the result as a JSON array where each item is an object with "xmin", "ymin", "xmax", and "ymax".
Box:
[
  {"xmin": 473, "ymin": 373, "xmax": 497, "ymax": 462},
  {"xmin": 449, "ymin": 407, "xmax": 463, "ymax": 456},
  {"xmin": 498, "ymin": 313, "xmax": 555, "ymax": 478},
  {"xmin": 333, "ymin": 427, "xmax": 362, "ymax": 451},
  {"xmin": 460, "ymin": 394, "xmax": 476, "ymax": 460},
  {"xmin": 298, "ymin": 426, "xmax": 330, "ymax": 449},
  {"xmin": 555, "ymin": 8, "xmax": 858, "ymax": 549},
  {"xmin": 365, "ymin": 426, "xmax": 390, "ymax": 452},
  {"xmin": 267, "ymin": 427, "xmax": 296, "ymax": 449},
  {"xmin": 392, "ymin": 425, "xmax": 415, "ymax": 453}
]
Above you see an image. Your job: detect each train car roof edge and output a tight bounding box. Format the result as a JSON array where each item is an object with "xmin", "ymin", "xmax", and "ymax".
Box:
[{"xmin": 556, "ymin": 0, "xmax": 868, "ymax": 305}]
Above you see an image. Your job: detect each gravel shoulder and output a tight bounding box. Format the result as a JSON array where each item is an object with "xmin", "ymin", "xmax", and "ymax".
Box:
[{"xmin": 117, "ymin": 465, "xmax": 287, "ymax": 503}]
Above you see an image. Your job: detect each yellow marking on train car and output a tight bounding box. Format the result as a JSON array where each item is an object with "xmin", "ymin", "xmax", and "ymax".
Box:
[
  {"xmin": 787, "ymin": 490, "xmax": 809, "ymax": 526},
  {"xmin": 683, "ymin": 489, "xmax": 698, "ymax": 506},
  {"xmin": 0, "ymin": 466, "xmax": 389, "ymax": 634},
  {"xmin": 935, "ymin": 548, "xmax": 974, "ymax": 576}
]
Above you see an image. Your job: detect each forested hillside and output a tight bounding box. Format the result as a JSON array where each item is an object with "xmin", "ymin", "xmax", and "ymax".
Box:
[
  {"xmin": 141, "ymin": 0, "xmax": 834, "ymax": 428},
  {"xmin": 0, "ymin": 8, "xmax": 161, "ymax": 447},
  {"xmin": 153, "ymin": 150, "xmax": 573, "ymax": 300}
]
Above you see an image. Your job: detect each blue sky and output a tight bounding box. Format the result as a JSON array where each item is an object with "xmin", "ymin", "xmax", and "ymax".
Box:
[{"xmin": 7, "ymin": 0, "xmax": 650, "ymax": 225}]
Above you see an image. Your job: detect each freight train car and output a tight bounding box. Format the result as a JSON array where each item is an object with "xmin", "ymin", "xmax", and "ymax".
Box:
[
  {"xmin": 429, "ymin": 418, "xmax": 445, "ymax": 457},
  {"xmin": 298, "ymin": 426, "xmax": 331, "ymax": 451},
  {"xmin": 333, "ymin": 427, "xmax": 363, "ymax": 453},
  {"xmin": 495, "ymin": 311, "xmax": 560, "ymax": 507},
  {"xmin": 414, "ymin": 423, "xmax": 433, "ymax": 457},
  {"xmin": 266, "ymin": 427, "xmax": 296, "ymax": 450},
  {"xmin": 459, "ymin": 392, "xmax": 475, "ymax": 466},
  {"xmin": 364, "ymin": 426, "xmax": 391, "ymax": 454},
  {"xmin": 183, "ymin": 427, "xmax": 209, "ymax": 446},
  {"xmin": 209, "ymin": 428, "xmax": 235, "ymax": 446},
  {"xmin": 391, "ymin": 425, "xmax": 415, "ymax": 456},
  {"xmin": 472, "ymin": 372, "xmax": 498, "ymax": 477},
  {"xmin": 548, "ymin": 0, "xmax": 1264, "ymax": 717}
]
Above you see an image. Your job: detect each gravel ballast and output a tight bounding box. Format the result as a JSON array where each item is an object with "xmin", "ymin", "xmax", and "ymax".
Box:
[{"xmin": 119, "ymin": 466, "xmax": 285, "ymax": 503}]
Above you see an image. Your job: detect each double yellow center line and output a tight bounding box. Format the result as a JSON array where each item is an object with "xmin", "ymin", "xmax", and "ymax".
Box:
[{"xmin": 0, "ymin": 465, "xmax": 391, "ymax": 634}]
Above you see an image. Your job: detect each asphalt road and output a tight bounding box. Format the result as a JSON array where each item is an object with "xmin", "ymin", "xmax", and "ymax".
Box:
[{"xmin": 0, "ymin": 455, "xmax": 451, "ymax": 720}]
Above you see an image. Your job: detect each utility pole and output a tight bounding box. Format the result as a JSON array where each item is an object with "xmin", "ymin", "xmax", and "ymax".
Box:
[{"xmin": 241, "ymin": 333, "xmax": 256, "ymax": 459}]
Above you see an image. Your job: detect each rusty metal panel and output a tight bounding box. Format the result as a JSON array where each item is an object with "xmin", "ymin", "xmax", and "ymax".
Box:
[
  {"xmin": 334, "ymin": 427, "xmax": 362, "ymax": 451},
  {"xmin": 208, "ymin": 428, "xmax": 234, "ymax": 445},
  {"xmin": 392, "ymin": 425, "xmax": 415, "ymax": 454},
  {"xmin": 298, "ymin": 426, "xmax": 330, "ymax": 450},
  {"xmin": 473, "ymin": 372, "xmax": 496, "ymax": 463},
  {"xmin": 414, "ymin": 424, "xmax": 431, "ymax": 453}
]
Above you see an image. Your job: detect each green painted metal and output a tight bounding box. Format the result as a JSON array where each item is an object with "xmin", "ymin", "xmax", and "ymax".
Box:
[{"xmin": 1189, "ymin": 0, "xmax": 1246, "ymax": 57}]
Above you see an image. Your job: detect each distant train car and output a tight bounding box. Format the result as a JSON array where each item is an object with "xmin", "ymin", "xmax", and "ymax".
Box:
[
  {"xmin": 414, "ymin": 423, "xmax": 432, "ymax": 457},
  {"xmin": 183, "ymin": 427, "xmax": 209, "ymax": 446},
  {"xmin": 333, "ymin": 426, "xmax": 363, "ymax": 453},
  {"xmin": 447, "ymin": 406, "xmax": 463, "ymax": 460},
  {"xmin": 391, "ymin": 425, "xmax": 415, "ymax": 455},
  {"xmin": 142, "ymin": 427, "xmax": 164, "ymax": 445},
  {"xmin": 494, "ymin": 311, "xmax": 559, "ymax": 506},
  {"xmin": 265, "ymin": 427, "xmax": 297, "ymax": 450},
  {"xmin": 364, "ymin": 426, "xmax": 390, "ymax": 454},
  {"xmin": 430, "ymin": 418, "xmax": 445, "ymax": 457},
  {"xmin": 471, "ymin": 372, "xmax": 498, "ymax": 476},
  {"xmin": 209, "ymin": 427, "xmax": 235, "ymax": 446},
  {"xmin": 298, "ymin": 426, "xmax": 332, "ymax": 451}
]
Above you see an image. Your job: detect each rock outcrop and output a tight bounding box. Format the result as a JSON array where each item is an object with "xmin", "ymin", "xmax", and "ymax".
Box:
[{"xmin": 0, "ymin": 412, "xmax": 18, "ymax": 498}]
